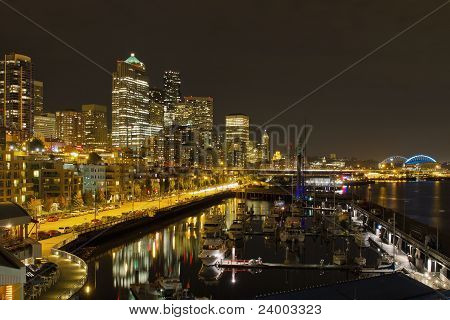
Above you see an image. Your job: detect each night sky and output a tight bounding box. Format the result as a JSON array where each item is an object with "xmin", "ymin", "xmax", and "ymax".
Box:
[{"xmin": 1, "ymin": 0, "xmax": 449, "ymax": 160}]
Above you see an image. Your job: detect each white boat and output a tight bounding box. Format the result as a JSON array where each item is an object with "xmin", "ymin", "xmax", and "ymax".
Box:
[
  {"xmin": 354, "ymin": 256, "xmax": 367, "ymax": 266},
  {"xmin": 354, "ymin": 232, "xmax": 369, "ymax": 247},
  {"xmin": 269, "ymin": 199, "xmax": 285, "ymax": 219},
  {"xmin": 198, "ymin": 265, "xmax": 224, "ymax": 285},
  {"xmin": 285, "ymin": 216, "xmax": 301, "ymax": 229},
  {"xmin": 280, "ymin": 228, "xmax": 305, "ymax": 242},
  {"xmin": 202, "ymin": 215, "xmax": 224, "ymax": 237},
  {"xmin": 227, "ymin": 220, "xmax": 244, "ymax": 240},
  {"xmin": 290, "ymin": 203, "xmax": 303, "ymax": 217},
  {"xmin": 198, "ymin": 238, "xmax": 227, "ymax": 266},
  {"xmin": 262, "ymin": 218, "xmax": 276, "ymax": 233},
  {"xmin": 333, "ymin": 250, "xmax": 347, "ymax": 265},
  {"xmin": 157, "ymin": 277, "xmax": 182, "ymax": 294},
  {"xmin": 268, "ymin": 210, "xmax": 280, "ymax": 219},
  {"xmin": 237, "ymin": 202, "xmax": 248, "ymax": 215}
]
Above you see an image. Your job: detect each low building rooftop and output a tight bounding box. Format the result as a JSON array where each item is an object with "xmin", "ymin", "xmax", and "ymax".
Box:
[
  {"xmin": 256, "ymin": 273, "xmax": 446, "ymax": 300},
  {"xmin": 0, "ymin": 202, "xmax": 32, "ymax": 227}
]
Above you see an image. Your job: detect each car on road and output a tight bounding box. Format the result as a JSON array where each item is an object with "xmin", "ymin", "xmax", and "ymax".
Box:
[
  {"xmin": 91, "ymin": 219, "xmax": 102, "ymax": 226},
  {"xmin": 47, "ymin": 216, "xmax": 59, "ymax": 222},
  {"xmin": 47, "ymin": 230, "xmax": 62, "ymax": 237},
  {"xmin": 38, "ymin": 218, "xmax": 47, "ymax": 224},
  {"xmin": 37, "ymin": 231, "xmax": 50, "ymax": 240},
  {"xmin": 58, "ymin": 227, "xmax": 73, "ymax": 234}
]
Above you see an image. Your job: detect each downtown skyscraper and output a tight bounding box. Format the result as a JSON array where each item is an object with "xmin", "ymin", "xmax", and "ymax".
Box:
[
  {"xmin": 225, "ymin": 114, "xmax": 249, "ymax": 168},
  {"xmin": 112, "ymin": 53, "xmax": 150, "ymax": 151},
  {"xmin": 0, "ymin": 53, "xmax": 34, "ymax": 140},
  {"xmin": 163, "ymin": 70, "xmax": 181, "ymax": 127},
  {"xmin": 185, "ymin": 96, "xmax": 213, "ymax": 147},
  {"xmin": 82, "ymin": 104, "xmax": 108, "ymax": 150}
]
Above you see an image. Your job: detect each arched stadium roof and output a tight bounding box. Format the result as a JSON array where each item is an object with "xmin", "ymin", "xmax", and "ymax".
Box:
[
  {"xmin": 404, "ymin": 155, "xmax": 437, "ymax": 165},
  {"xmin": 380, "ymin": 156, "xmax": 407, "ymax": 165}
]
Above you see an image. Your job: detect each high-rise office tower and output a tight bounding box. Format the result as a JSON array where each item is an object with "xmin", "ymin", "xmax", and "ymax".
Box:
[
  {"xmin": 82, "ymin": 104, "xmax": 108, "ymax": 150},
  {"xmin": 149, "ymin": 88, "xmax": 164, "ymax": 104},
  {"xmin": 173, "ymin": 103, "xmax": 193, "ymax": 126},
  {"xmin": 149, "ymin": 88, "xmax": 164, "ymax": 136},
  {"xmin": 225, "ymin": 114, "xmax": 249, "ymax": 168},
  {"xmin": 163, "ymin": 70, "xmax": 181, "ymax": 127},
  {"xmin": 55, "ymin": 109, "xmax": 83, "ymax": 146},
  {"xmin": 33, "ymin": 80, "xmax": 44, "ymax": 115},
  {"xmin": 260, "ymin": 130, "xmax": 270, "ymax": 164},
  {"xmin": 185, "ymin": 96, "xmax": 213, "ymax": 147},
  {"xmin": 0, "ymin": 53, "xmax": 34, "ymax": 139},
  {"xmin": 34, "ymin": 112, "xmax": 56, "ymax": 140},
  {"xmin": 112, "ymin": 53, "xmax": 150, "ymax": 151}
]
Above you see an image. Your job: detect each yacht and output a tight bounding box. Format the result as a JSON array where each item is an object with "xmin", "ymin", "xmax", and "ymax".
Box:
[
  {"xmin": 262, "ymin": 218, "xmax": 277, "ymax": 234},
  {"xmin": 130, "ymin": 277, "xmax": 184, "ymax": 300},
  {"xmin": 237, "ymin": 202, "xmax": 248, "ymax": 215},
  {"xmin": 290, "ymin": 202, "xmax": 304, "ymax": 217},
  {"xmin": 269, "ymin": 199, "xmax": 285, "ymax": 219},
  {"xmin": 285, "ymin": 216, "xmax": 301, "ymax": 229},
  {"xmin": 236, "ymin": 203, "xmax": 249, "ymax": 221},
  {"xmin": 157, "ymin": 277, "xmax": 182, "ymax": 296},
  {"xmin": 280, "ymin": 227, "xmax": 305, "ymax": 242},
  {"xmin": 354, "ymin": 256, "xmax": 367, "ymax": 266},
  {"xmin": 198, "ymin": 238, "xmax": 227, "ymax": 266},
  {"xmin": 202, "ymin": 215, "xmax": 224, "ymax": 237},
  {"xmin": 198, "ymin": 265, "xmax": 224, "ymax": 286},
  {"xmin": 354, "ymin": 232, "xmax": 369, "ymax": 247},
  {"xmin": 332, "ymin": 249, "xmax": 347, "ymax": 265},
  {"xmin": 227, "ymin": 220, "xmax": 244, "ymax": 240}
]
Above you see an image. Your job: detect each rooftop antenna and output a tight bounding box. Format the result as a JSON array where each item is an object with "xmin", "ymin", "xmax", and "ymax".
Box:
[{"xmin": 296, "ymin": 120, "xmax": 310, "ymax": 201}]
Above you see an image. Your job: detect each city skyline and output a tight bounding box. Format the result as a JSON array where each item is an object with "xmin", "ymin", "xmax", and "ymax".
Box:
[{"xmin": 1, "ymin": 0, "xmax": 449, "ymax": 161}]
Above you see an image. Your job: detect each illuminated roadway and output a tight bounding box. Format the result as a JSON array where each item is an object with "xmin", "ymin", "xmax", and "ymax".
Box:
[{"xmin": 37, "ymin": 183, "xmax": 239, "ymax": 234}]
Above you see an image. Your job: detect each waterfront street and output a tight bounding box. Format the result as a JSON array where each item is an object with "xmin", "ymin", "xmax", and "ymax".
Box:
[{"xmin": 38, "ymin": 183, "xmax": 239, "ymax": 241}]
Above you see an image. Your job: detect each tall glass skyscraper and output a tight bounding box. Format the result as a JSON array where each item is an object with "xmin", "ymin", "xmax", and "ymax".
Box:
[
  {"xmin": 225, "ymin": 114, "xmax": 249, "ymax": 168},
  {"xmin": 112, "ymin": 53, "xmax": 150, "ymax": 151},
  {"xmin": 0, "ymin": 53, "xmax": 34, "ymax": 140},
  {"xmin": 185, "ymin": 96, "xmax": 213, "ymax": 147},
  {"xmin": 163, "ymin": 70, "xmax": 181, "ymax": 127},
  {"xmin": 82, "ymin": 104, "xmax": 108, "ymax": 150},
  {"xmin": 33, "ymin": 80, "xmax": 44, "ymax": 116}
]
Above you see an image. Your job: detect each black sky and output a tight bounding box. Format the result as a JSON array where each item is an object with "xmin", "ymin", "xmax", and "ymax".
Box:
[{"xmin": 1, "ymin": 0, "xmax": 449, "ymax": 160}]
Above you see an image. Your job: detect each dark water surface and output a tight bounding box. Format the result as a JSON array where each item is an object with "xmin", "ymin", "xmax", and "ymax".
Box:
[
  {"xmin": 79, "ymin": 199, "xmax": 377, "ymax": 300},
  {"xmin": 351, "ymin": 181, "xmax": 450, "ymax": 237}
]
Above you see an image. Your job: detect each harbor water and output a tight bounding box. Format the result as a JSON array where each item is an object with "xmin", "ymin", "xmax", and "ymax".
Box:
[{"xmin": 79, "ymin": 198, "xmax": 378, "ymax": 300}]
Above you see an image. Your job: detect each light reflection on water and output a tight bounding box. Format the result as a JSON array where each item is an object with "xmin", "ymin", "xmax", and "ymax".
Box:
[{"xmin": 81, "ymin": 198, "xmax": 376, "ymax": 300}]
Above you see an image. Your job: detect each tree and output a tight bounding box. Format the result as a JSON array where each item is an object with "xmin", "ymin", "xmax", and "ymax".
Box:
[
  {"xmin": 58, "ymin": 195, "xmax": 68, "ymax": 210},
  {"xmin": 82, "ymin": 190, "xmax": 94, "ymax": 206},
  {"xmin": 71, "ymin": 191, "xmax": 83, "ymax": 208},
  {"xmin": 28, "ymin": 138, "xmax": 45, "ymax": 152},
  {"xmin": 133, "ymin": 183, "xmax": 142, "ymax": 200},
  {"xmin": 87, "ymin": 152, "xmax": 102, "ymax": 165},
  {"xmin": 43, "ymin": 197, "xmax": 53, "ymax": 212},
  {"xmin": 96, "ymin": 190, "xmax": 106, "ymax": 205}
]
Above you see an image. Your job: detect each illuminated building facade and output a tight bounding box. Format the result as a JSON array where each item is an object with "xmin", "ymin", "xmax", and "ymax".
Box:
[
  {"xmin": 163, "ymin": 70, "xmax": 181, "ymax": 127},
  {"xmin": 0, "ymin": 151, "xmax": 31, "ymax": 205},
  {"xmin": 33, "ymin": 112, "xmax": 56, "ymax": 140},
  {"xmin": 0, "ymin": 53, "xmax": 34, "ymax": 140},
  {"xmin": 149, "ymin": 87, "xmax": 164, "ymax": 136},
  {"xmin": 112, "ymin": 53, "xmax": 150, "ymax": 151},
  {"xmin": 55, "ymin": 109, "xmax": 83, "ymax": 147},
  {"xmin": 33, "ymin": 80, "xmax": 43, "ymax": 115},
  {"xmin": 82, "ymin": 104, "xmax": 108, "ymax": 150},
  {"xmin": 174, "ymin": 103, "xmax": 193, "ymax": 126},
  {"xmin": 27, "ymin": 160, "xmax": 81, "ymax": 200},
  {"xmin": 225, "ymin": 114, "xmax": 249, "ymax": 168},
  {"xmin": 185, "ymin": 96, "xmax": 213, "ymax": 147},
  {"xmin": 259, "ymin": 130, "xmax": 270, "ymax": 167}
]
